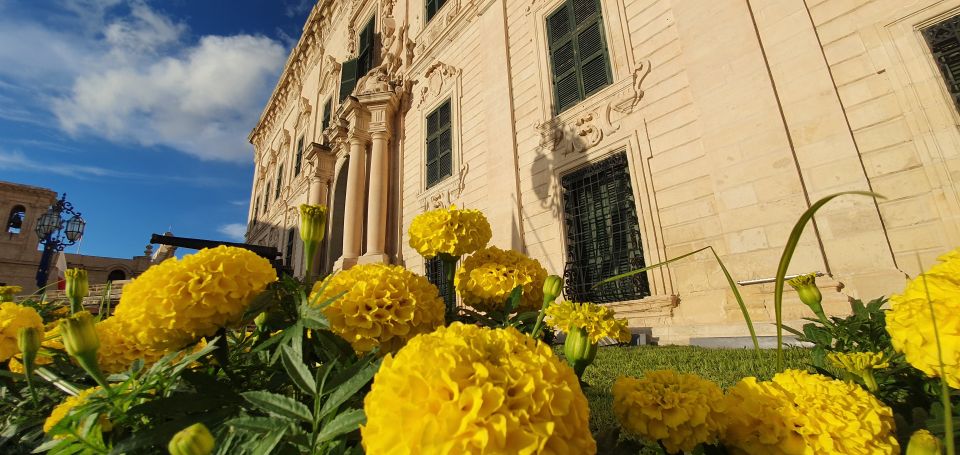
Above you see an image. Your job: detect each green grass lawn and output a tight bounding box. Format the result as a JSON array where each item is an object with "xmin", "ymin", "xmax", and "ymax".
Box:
[{"xmin": 578, "ymin": 345, "xmax": 814, "ymax": 433}]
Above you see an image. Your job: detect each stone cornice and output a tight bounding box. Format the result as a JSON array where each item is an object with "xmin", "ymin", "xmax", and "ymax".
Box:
[
  {"xmin": 0, "ymin": 181, "xmax": 57, "ymax": 200},
  {"xmin": 248, "ymin": 0, "xmax": 340, "ymax": 150}
]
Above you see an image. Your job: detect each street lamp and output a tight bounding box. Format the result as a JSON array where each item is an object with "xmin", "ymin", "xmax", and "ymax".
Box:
[{"xmin": 35, "ymin": 193, "xmax": 85, "ymax": 289}]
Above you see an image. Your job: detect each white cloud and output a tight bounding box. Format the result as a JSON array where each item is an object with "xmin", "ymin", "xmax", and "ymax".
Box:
[
  {"xmin": 0, "ymin": 1, "xmax": 288, "ymax": 163},
  {"xmin": 218, "ymin": 223, "xmax": 247, "ymax": 242}
]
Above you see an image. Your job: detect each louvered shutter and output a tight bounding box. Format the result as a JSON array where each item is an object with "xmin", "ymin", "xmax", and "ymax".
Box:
[
  {"xmin": 339, "ymin": 58, "xmax": 358, "ymax": 101},
  {"xmin": 547, "ymin": 0, "xmax": 611, "ymax": 113},
  {"xmin": 425, "ymin": 101, "xmax": 452, "ymax": 188},
  {"xmin": 275, "ymin": 165, "xmax": 283, "ymax": 199},
  {"xmin": 548, "ymin": 4, "xmax": 579, "ymax": 113},
  {"xmin": 925, "ymin": 17, "xmax": 960, "ymax": 111},
  {"xmin": 321, "ymin": 99, "xmax": 331, "ymax": 132},
  {"xmin": 358, "ymin": 18, "xmax": 376, "ymax": 78}
]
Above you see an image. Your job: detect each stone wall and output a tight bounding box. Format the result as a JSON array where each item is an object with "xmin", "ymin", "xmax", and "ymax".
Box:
[{"xmin": 248, "ymin": 0, "xmax": 960, "ymax": 344}]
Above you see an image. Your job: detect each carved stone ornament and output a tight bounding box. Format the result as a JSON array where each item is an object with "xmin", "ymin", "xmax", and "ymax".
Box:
[
  {"xmin": 417, "ymin": 62, "xmax": 460, "ymax": 108},
  {"xmin": 320, "ymin": 55, "xmax": 343, "ymax": 93},
  {"xmin": 413, "ymin": 0, "xmax": 480, "ymax": 58},
  {"xmin": 422, "ymin": 163, "xmax": 469, "ymax": 209},
  {"xmin": 537, "ymin": 61, "xmax": 651, "ymax": 155}
]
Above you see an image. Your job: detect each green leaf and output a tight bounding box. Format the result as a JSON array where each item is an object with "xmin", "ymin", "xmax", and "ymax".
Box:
[
  {"xmin": 242, "ymin": 391, "xmax": 313, "ymax": 423},
  {"xmin": 228, "ymin": 416, "xmax": 288, "ymax": 433},
  {"xmin": 281, "ymin": 344, "xmax": 317, "ymax": 395},
  {"xmin": 314, "ymin": 408, "xmax": 366, "ymax": 443},
  {"xmin": 250, "ymin": 427, "xmax": 287, "ymax": 454},
  {"xmin": 772, "ymin": 191, "xmax": 880, "ymax": 369},
  {"xmin": 318, "ymin": 362, "xmax": 378, "ymax": 419}
]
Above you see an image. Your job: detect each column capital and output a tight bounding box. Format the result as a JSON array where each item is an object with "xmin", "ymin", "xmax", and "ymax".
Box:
[{"xmin": 370, "ymin": 130, "xmax": 391, "ymax": 141}]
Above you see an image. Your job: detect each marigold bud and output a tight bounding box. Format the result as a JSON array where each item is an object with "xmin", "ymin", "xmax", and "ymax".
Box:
[
  {"xmin": 543, "ymin": 275, "xmax": 563, "ymax": 304},
  {"xmin": 17, "ymin": 327, "xmax": 41, "ymax": 370},
  {"xmin": 0, "ymin": 285, "xmax": 22, "ymax": 302},
  {"xmin": 299, "ymin": 204, "xmax": 328, "ymax": 278},
  {"xmin": 563, "ymin": 327, "xmax": 597, "ymax": 379},
  {"xmin": 787, "ymin": 273, "xmax": 828, "ymax": 325},
  {"xmin": 168, "ymin": 423, "xmax": 215, "ymax": 455},
  {"xmin": 60, "ymin": 311, "xmax": 99, "ymax": 358},
  {"xmin": 65, "ymin": 268, "xmax": 89, "ymax": 314},
  {"xmin": 906, "ymin": 429, "xmax": 942, "ymax": 455}
]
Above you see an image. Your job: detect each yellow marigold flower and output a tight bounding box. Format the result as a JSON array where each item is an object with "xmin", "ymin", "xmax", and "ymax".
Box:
[
  {"xmin": 613, "ymin": 371, "xmax": 726, "ymax": 454},
  {"xmin": 546, "ymin": 301, "xmax": 631, "ymax": 343},
  {"xmin": 43, "ymin": 387, "xmax": 112, "ymax": 434},
  {"xmin": 113, "ymin": 246, "xmax": 276, "ymax": 350},
  {"xmin": 362, "ymin": 323, "xmax": 596, "ymax": 454},
  {"xmin": 309, "ymin": 264, "xmax": 445, "ymax": 354},
  {"xmin": 8, "ymin": 353, "xmax": 53, "ymax": 373},
  {"xmin": 454, "ymin": 246, "xmax": 547, "ymax": 313},
  {"xmin": 408, "ymin": 205, "xmax": 492, "ymax": 259},
  {"xmin": 886, "ymin": 248, "xmax": 960, "ymax": 389},
  {"xmin": 0, "ymin": 302, "xmax": 44, "ymax": 362},
  {"xmin": 0, "ymin": 285, "xmax": 22, "ymax": 302},
  {"xmin": 95, "ymin": 318, "xmax": 165, "ymax": 374},
  {"xmin": 722, "ymin": 369, "xmax": 899, "ymax": 455}
]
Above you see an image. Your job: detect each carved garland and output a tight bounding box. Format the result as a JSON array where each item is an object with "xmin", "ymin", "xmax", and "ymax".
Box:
[
  {"xmin": 536, "ymin": 61, "xmax": 650, "ymax": 155},
  {"xmin": 416, "ymin": 62, "xmax": 460, "ymax": 108}
]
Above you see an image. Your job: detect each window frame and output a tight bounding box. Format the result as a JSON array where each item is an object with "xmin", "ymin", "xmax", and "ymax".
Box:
[
  {"xmin": 294, "ymin": 136, "xmax": 304, "ymax": 177},
  {"xmin": 275, "ymin": 164, "xmax": 283, "ymax": 200}
]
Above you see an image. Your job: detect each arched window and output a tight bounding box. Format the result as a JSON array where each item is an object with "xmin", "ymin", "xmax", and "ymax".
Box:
[
  {"xmin": 107, "ymin": 269, "xmax": 126, "ymax": 281},
  {"xmin": 6, "ymin": 205, "xmax": 26, "ymax": 234}
]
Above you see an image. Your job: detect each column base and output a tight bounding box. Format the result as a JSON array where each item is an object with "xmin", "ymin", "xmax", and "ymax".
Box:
[
  {"xmin": 332, "ymin": 256, "xmax": 359, "ymax": 272},
  {"xmin": 358, "ymin": 253, "xmax": 391, "ymax": 265}
]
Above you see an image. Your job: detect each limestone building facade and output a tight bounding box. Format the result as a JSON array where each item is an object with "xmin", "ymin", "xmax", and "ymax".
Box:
[
  {"xmin": 1, "ymin": 180, "xmax": 164, "ymax": 294},
  {"xmin": 247, "ymin": 0, "xmax": 960, "ymax": 344}
]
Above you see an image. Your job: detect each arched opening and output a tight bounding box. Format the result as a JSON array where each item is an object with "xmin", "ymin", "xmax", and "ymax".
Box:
[
  {"xmin": 107, "ymin": 269, "xmax": 126, "ymax": 281},
  {"xmin": 325, "ymin": 158, "xmax": 349, "ymax": 274},
  {"xmin": 6, "ymin": 205, "xmax": 26, "ymax": 234}
]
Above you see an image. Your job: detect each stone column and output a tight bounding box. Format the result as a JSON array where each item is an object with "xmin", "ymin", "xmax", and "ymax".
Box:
[
  {"xmin": 359, "ymin": 130, "xmax": 391, "ymax": 264},
  {"xmin": 339, "ymin": 134, "xmax": 369, "ymax": 269},
  {"xmin": 356, "ymin": 91, "xmax": 399, "ymax": 265}
]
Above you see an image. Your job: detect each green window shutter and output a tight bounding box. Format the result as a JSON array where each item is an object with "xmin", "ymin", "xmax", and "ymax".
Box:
[
  {"xmin": 561, "ymin": 152, "xmax": 649, "ymax": 303},
  {"xmin": 547, "ymin": 0, "xmax": 611, "ymax": 113},
  {"xmin": 254, "ymin": 197, "xmax": 260, "ymax": 220},
  {"xmin": 339, "ymin": 58, "xmax": 358, "ymax": 101},
  {"xmin": 426, "ymin": 0, "xmax": 448, "ymax": 22},
  {"xmin": 275, "ymin": 165, "xmax": 283, "ymax": 199},
  {"xmin": 924, "ymin": 17, "xmax": 960, "ymax": 112},
  {"xmin": 264, "ymin": 183, "xmax": 270, "ymax": 209},
  {"xmin": 285, "ymin": 228, "xmax": 295, "ymax": 268},
  {"xmin": 294, "ymin": 137, "xmax": 304, "ymax": 176},
  {"xmin": 321, "ymin": 99, "xmax": 331, "ymax": 132},
  {"xmin": 357, "ymin": 17, "xmax": 377, "ymax": 78},
  {"xmin": 425, "ymin": 100, "xmax": 452, "ymax": 188}
]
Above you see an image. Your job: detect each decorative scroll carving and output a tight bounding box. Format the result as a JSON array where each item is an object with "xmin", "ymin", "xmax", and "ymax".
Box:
[
  {"xmin": 413, "ymin": 0, "xmax": 480, "ymax": 61},
  {"xmin": 422, "ymin": 163, "xmax": 469, "ymax": 209},
  {"xmin": 320, "ymin": 56, "xmax": 342, "ymax": 93},
  {"xmin": 416, "ymin": 62, "xmax": 460, "ymax": 108},
  {"xmin": 536, "ymin": 62, "xmax": 652, "ymax": 154}
]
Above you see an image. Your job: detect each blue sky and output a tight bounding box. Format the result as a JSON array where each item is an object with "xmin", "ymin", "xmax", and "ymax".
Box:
[{"xmin": 0, "ymin": 0, "xmax": 312, "ymax": 258}]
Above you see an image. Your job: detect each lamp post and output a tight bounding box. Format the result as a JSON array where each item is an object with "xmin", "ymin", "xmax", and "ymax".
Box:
[{"xmin": 35, "ymin": 193, "xmax": 85, "ymax": 289}]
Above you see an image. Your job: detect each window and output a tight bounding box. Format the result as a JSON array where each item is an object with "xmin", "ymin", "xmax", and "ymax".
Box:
[
  {"xmin": 561, "ymin": 152, "xmax": 649, "ymax": 302},
  {"xmin": 264, "ymin": 183, "xmax": 271, "ymax": 211},
  {"xmin": 425, "ymin": 100, "xmax": 452, "ymax": 187},
  {"xmin": 339, "ymin": 17, "xmax": 377, "ymax": 101},
  {"xmin": 275, "ymin": 165, "xmax": 283, "ymax": 199},
  {"xmin": 546, "ymin": 0, "xmax": 612, "ymax": 113},
  {"xmin": 426, "ymin": 0, "xmax": 448, "ymax": 22},
  {"xmin": 6, "ymin": 205, "xmax": 25, "ymax": 234},
  {"xmin": 294, "ymin": 136, "xmax": 304, "ymax": 176},
  {"xmin": 285, "ymin": 228, "xmax": 296, "ymax": 269},
  {"xmin": 321, "ymin": 98, "xmax": 332, "ymax": 134},
  {"xmin": 254, "ymin": 196, "xmax": 260, "ymax": 220},
  {"xmin": 107, "ymin": 269, "xmax": 126, "ymax": 281},
  {"xmin": 924, "ymin": 16, "xmax": 960, "ymax": 112},
  {"xmin": 425, "ymin": 257, "xmax": 455, "ymax": 308}
]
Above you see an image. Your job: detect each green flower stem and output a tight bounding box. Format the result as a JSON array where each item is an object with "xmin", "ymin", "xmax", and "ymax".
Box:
[
  {"xmin": 69, "ymin": 296, "xmax": 83, "ymax": 314},
  {"xmin": 303, "ymin": 241, "xmax": 318, "ymax": 285},
  {"xmin": 74, "ymin": 354, "xmax": 112, "ymax": 393},
  {"xmin": 922, "ymin": 273, "xmax": 955, "ymax": 455},
  {"xmin": 530, "ymin": 296, "xmax": 552, "ymax": 340}
]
